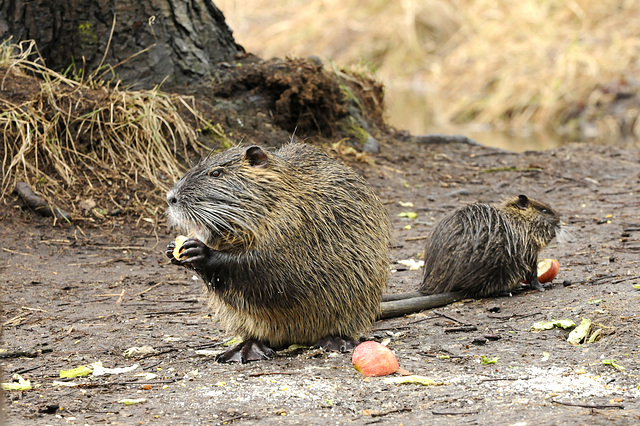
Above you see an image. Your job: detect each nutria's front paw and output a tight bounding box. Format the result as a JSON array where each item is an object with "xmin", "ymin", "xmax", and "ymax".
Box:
[{"xmin": 178, "ymin": 238, "xmax": 217, "ymax": 270}]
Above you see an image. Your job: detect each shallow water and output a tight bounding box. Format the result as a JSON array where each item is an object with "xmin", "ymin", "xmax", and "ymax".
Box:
[{"xmin": 385, "ymin": 86, "xmax": 562, "ymax": 152}]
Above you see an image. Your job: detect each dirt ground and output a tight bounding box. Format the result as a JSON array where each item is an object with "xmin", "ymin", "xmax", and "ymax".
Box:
[{"xmin": 1, "ymin": 135, "xmax": 639, "ymax": 425}]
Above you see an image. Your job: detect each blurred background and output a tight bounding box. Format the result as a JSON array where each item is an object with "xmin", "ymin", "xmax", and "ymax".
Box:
[{"xmin": 215, "ymin": 0, "xmax": 640, "ymax": 151}]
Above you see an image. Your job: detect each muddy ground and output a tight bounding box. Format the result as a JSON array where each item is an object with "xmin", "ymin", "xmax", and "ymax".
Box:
[{"xmin": 1, "ymin": 136, "xmax": 639, "ymax": 425}]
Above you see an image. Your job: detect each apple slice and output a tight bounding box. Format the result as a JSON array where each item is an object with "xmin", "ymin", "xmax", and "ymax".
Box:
[
  {"xmin": 537, "ymin": 258, "xmax": 560, "ymax": 283},
  {"xmin": 172, "ymin": 235, "xmax": 190, "ymax": 260},
  {"xmin": 352, "ymin": 341, "xmax": 399, "ymax": 377}
]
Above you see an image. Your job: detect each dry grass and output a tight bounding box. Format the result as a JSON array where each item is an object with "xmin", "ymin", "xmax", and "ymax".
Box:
[
  {"xmin": 0, "ymin": 40, "xmax": 230, "ymax": 214},
  {"xmin": 217, "ymin": 0, "xmax": 640, "ymax": 137}
]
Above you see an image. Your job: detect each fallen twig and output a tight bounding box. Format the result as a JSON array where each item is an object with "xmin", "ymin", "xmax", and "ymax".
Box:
[
  {"xmin": 116, "ymin": 289, "xmax": 126, "ymax": 304},
  {"xmin": 432, "ymin": 410, "xmax": 479, "ymax": 416},
  {"xmin": 248, "ymin": 372, "xmax": 300, "ymax": 377},
  {"xmin": 481, "ymin": 167, "xmax": 542, "ymax": 173},
  {"xmin": 488, "ymin": 311, "xmax": 542, "ymax": 321},
  {"xmin": 219, "ymin": 415, "xmax": 246, "ymax": 424},
  {"xmin": 14, "ymin": 181, "xmax": 71, "ymax": 221},
  {"xmin": 68, "ymin": 258, "xmax": 131, "ymax": 267},
  {"xmin": 433, "ymin": 310, "xmax": 469, "ymax": 325},
  {"xmin": 0, "ymin": 349, "xmax": 39, "ymax": 358},
  {"xmin": 369, "ymin": 407, "xmax": 412, "ymax": 418},
  {"xmin": 444, "ymin": 326, "xmax": 478, "ymax": 333},
  {"xmin": 84, "ymin": 244, "xmax": 156, "ymax": 251},
  {"xmin": 116, "ymin": 380, "xmax": 177, "ymax": 385},
  {"xmin": 551, "ymin": 400, "xmax": 623, "ymax": 410},
  {"xmin": 67, "ymin": 379, "xmax": 178, "ymax": 388},
  {"xmin": 2, "ymin": 312, "xmax": 32, "ymax": 326},
  {"xmin": 420, "ymin": 353, "xmax": 464, "ymax": 359},
  {"xmin": 414, "ymin": 134, "xmax": 508, "ymax": 152},
  {"xmin": 1, "ymin": 247, "xmax": 32, "ymax": 256},
  {"xmin": 404, "ymin": 235, "xmax": 429, "ymax": 242},
  {"xmin": 134, "ymin": 282, "xmax": 164, "ymax": 297},
  {"xmin": 480, "ymin": 377, "xmax": 527, "ymax": 382},
  {"xmin": 144, "ymin": 309, "xmax": 199, "ymax": 316},
  {"xmin": 12, "ymin": 365, "xmax": 44, "ymax": 375},
  {"xmin": 136, "ymin": 348, "xmax": 177, "ymax": 361}
]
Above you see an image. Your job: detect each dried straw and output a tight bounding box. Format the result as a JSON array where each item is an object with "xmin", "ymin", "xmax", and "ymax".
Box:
[{"xmin": 0, "ymin": 40, "xmax": 230, "ymax": 213}]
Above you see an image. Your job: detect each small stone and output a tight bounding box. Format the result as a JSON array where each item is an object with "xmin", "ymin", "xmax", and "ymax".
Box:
[
  {"xmin": 362, "ymin": 136, "xmax": 380, "ymax": 153},
  {"xmin": 445, "ymin": 188, "xmax": 470, "ymax": 197},
  {"xmin": 472, "ymin": 337, "xmax": 487, "ymax": 345}
]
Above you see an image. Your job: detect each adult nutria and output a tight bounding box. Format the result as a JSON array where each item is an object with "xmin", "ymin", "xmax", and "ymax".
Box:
[
  {"xmin": 420, "ymin": 194, "xmax": 562, "ymax": 297},
  {"xmin": 166, "ymin": 142, "xmax": 391, "ymax": 363}
]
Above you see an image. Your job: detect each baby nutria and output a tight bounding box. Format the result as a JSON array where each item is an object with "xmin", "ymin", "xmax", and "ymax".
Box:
[
  {"xmin": 166, "ymin": 142, "xmax": 391, "ymax": 363},
  {"xmin": 419, "ymin": 194, "xmax": 562, "ymax": 298}
]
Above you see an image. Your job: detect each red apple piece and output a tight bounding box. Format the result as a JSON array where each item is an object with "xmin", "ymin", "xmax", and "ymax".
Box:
[
  {"xmin": 537, "ymin": 258, "xmax": 560, "ymax": 283},
  {"xmin": 352, "ymin": 341, "xmax": 399, "ymax": 377}
]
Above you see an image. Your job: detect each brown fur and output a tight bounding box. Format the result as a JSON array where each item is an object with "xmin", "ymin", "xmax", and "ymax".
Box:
[
  {"xmin": 419, "ymin": 195, "xmax": 561, "ymax": 298},
  {"xmin": 167, "ymin": 142, "xmax": 391, "ymax": 348}
]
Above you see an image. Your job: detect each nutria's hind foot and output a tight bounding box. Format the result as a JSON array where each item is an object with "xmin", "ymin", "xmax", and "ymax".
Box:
[
  {"xmin": 313, "ymin": 336, "xmax": 358, "ymax": 353},
  {"xmin": 215, "ymin": 339, "xmax": 276, "ymax": 363},
  {"xmin": 527, "ymin": 276, "xmax": 553, "ymax": 292},
  {"xmin": 503, "ymin": 279, "xmax": 553, "ymax": 297}
]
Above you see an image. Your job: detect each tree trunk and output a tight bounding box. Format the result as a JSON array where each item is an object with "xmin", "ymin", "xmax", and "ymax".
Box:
[{"xmin": 0, "ymin": 0, "xmax": 244, "ymax": 88}]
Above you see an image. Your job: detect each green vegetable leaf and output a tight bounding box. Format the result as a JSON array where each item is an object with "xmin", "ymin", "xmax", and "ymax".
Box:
[
  {"xmin": 398, "ymin": 211, "xmax": 418, "ymax": 219},
  {"xmin": 567, "ymin": 318, "xmax": 592, "ymax": 345},
  {"xmin": 60, "ymin": 365, "xmax": 93, "ymax": 378},
  {"xmin": 481, "ymin": 356, "xmax": 498, "ymax": 364},
  {"xmin": 531, "ymin": 319, "xmax": 576, "ymax": 331},
  {"xmin": 602, "ymin": 359, "xmax": 625, "ymax": 371},
  {"xmin": 384, "ymin": 375, "xmax": 437, "ymax": 386}
]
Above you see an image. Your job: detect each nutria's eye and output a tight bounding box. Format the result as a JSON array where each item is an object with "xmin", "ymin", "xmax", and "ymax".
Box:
[
  {"xmin": 541, "ymin": 208, "xmax": 549, "ymax": 214},
  {"xmin": 209, "ymin": 168, "xmax": 223, "ymax": 178}
]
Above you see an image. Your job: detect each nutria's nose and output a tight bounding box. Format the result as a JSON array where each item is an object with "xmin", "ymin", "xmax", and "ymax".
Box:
[{"xmin": 167, "ymin": 190, "xmax": 178, "ymax": 206}]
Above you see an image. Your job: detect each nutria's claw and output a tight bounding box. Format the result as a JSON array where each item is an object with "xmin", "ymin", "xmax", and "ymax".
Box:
[
  {"xmin": 175, "ymin": 239, "xmax": 232, "ymax": 286},
  {"xmin": 510, "ymin": 278, "xmax": 551, "ymax": 295},
  {"xmin": 178, "ymin": 238, "xmax": 219, "ymax": 269},
  {"xmin": 313, "ymin": 336, "xmax": 358, "ymax": 353},
  {"xmin": 527, "ymin": 276, "xmax": 547, "ymax": 292},
  {"xmin": 537, "ymin": 281, "xmax": 553, "ymax": 291},
  {"xmin": 165, "ymin": 241, "xmax": 182, "ymax": 265},
  {"xmin": 215, "ymin": 339, "xmax": 275, "ymax": 363}
]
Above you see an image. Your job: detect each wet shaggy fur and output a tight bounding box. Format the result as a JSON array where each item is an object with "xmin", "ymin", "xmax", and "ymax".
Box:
[
  {"xmin": 419, "ymin": 195, "xmax": 562, "ymax": 298},
  {"xmin": 166, "ymin": 142, "xmax": 391, "ymax": 348}
]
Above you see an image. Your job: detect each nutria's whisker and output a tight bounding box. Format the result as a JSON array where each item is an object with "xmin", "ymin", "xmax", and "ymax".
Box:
[{"xmin": 555, "ymin": 224, "xmax": 574, "ymax": 244}]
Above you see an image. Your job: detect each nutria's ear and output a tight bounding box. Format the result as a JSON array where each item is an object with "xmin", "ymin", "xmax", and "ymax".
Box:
[
  {"xmin": 516, "ymin": 194, "xmax": 530, "ymax": 210},
  {"xmin": 245, "ymin": 146, "xmax": 269, "ymax": 168}
]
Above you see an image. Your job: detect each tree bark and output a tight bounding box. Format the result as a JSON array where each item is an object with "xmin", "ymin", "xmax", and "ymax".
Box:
[{"xmin": 0, "ymin": 0, "xmax": 244, "ymax": 88}]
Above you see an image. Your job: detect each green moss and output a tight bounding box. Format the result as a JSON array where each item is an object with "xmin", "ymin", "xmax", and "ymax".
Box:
[
  {"xmin": 78, "ymin": 21, "xmax": 98, "ymax": 47},
  {"xmin": 339, "ymin": 83, "xmax": 363, "ymax": 110},
  {"xmin": 343, "ymin": 118, "xmax": 370, "ymax": 144},
  {"xmin": 199, "ymin": 121, "xmax": 233, "ymax": 149}
]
